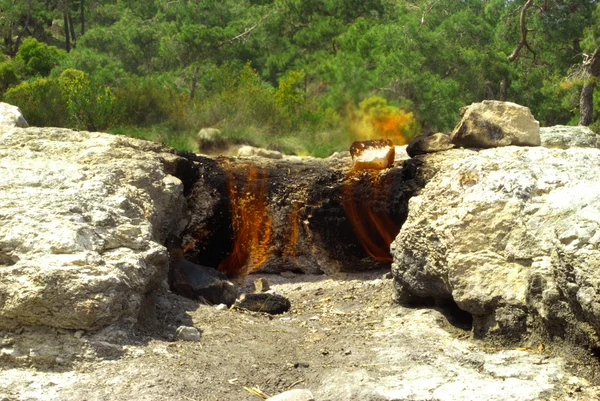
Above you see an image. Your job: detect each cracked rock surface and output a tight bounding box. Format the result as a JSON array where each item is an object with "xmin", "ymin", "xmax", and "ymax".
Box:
[
  {"xmin": 0, "ymin": 127, "xmax": 186, "ymax": 330},
  {"xmin": 393, "ymin": 144, "xmax": 600, "ymax": 347}
]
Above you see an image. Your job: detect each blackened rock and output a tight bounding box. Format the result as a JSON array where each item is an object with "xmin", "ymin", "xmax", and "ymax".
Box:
[
  {"xmin": 406, "ymin": 132, "xmax": 454, "ymax": 157},
  {"xmin": 234, "ymin": 293, "xmax": 291, "ymax": 315},
  {"xmin": 171, "ymin": 260, "xmax": 237, "ymax": 306}
]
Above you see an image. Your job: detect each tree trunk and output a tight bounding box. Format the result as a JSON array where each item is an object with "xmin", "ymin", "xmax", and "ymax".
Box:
[
  {"xmin": 64, "ymin": 13, "xmax": 71, "ymax": 52},
  {"xmin": 68, "ymin": 11, "xmax": 76, "ymax": 45},
  {"xmin": 579, "ymin": 81, "xmax": 596, "ymax": 126},
  {"xmin": 579, "ymin": 47, "xmax": 600, "ymax": 126},
  {"xmin": 499, "ymin": 79, "xmax": 507, "ymax": 101},
  {"xmin": 189, "ymin": 65, "xmax": 200, "ymax": 100},
  {"xmin": 80, "ymin": 0, "xmax": 85, "ymax": 36}
]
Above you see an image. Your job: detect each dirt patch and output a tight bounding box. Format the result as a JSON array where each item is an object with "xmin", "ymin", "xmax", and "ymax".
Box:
[{"xmin": 2, "ymin": 270, "xmax": 600, "ymax": 401}]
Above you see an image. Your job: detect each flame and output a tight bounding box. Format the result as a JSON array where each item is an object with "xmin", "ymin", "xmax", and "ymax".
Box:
[
  {"xmin": 218, "ymin": 163, "xmax": 272, "ymax": 276},
  {"xmin": 342, "ymin": 168, "xmax": 400, "ymax": 263},
  {"xmin": 347, "ymin": 96, "xmax": 418, "ymax": 145}
]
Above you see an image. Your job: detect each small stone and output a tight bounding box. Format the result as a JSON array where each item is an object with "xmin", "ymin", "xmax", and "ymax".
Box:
[
  {"xmin": 175, "ymin": 326, "xmax": 201, "ymax": 342},
  {"xmin": 350, "ymin": 139, "xmax": 395, "ymax": 170},
  {"xmin": 293, "ymin": 362, "xmax": 310, "ymax": 369},
  {"xmin": 266, "ymin": 389, "xmax": 315, "ymax": 401},
  {"xmin": 234, "ymin": 293, "xmax": 291, "ymax": 315},
  {"xmin": 309, "ymin": 316, "xmax": 320, "ymax": 321},
  {"xmin": 74, "ymin": 330, "xmax": 84, "ymax": 339},
  {"xmin": 254, "ymin": 277, "xmax": 271, "ymax": 292},
  {"xmin": 215, "ymin": 303, "xmax": 228, "ymax": 310},
  {"xmin": 382, "ymin": 271, "xmax": 393, "ymax": 280},
  {"xmin": 406, "ymin": 132, "xmax": 454, "ymax": 157}
]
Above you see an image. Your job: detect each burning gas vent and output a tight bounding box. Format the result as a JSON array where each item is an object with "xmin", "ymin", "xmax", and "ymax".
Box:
[{"xmin": 172, "ymin": 144, "xmax": 422, "ymax": 277}]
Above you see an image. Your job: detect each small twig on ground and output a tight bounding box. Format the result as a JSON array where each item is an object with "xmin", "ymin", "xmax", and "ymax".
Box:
[{"xmin": 287, "ymin": 379, "xmax": 305, "ymax": 389}]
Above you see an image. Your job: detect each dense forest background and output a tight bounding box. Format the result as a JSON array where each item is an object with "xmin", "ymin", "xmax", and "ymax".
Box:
[{"xmin": 1, "ymin": 0, "xmax": 599, "ymax": 156}]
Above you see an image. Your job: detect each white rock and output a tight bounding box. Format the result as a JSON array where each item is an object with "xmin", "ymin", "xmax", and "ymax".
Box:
[
  {"xmin": 451, "ymin": 100, "xmax": 540, "ymax": 148},
  {"xmin": 175, "ymin": 326, "xmax": 201, "ymax": 342},
  {"xmin": 0, "ymin": 126, "xmax": 187, "ymax": 330},
  {"xmin": 197, "ymin": 127, "xmax": 221, "ymax": 140},
  {"xmin": 392, "ymin": 145, "xmax": 600, "ymax": 346},
  {"xmin": 0, "ymin": 102, "xmax": 28, "ymax": 129},
  {"xmin": 237, "ymin": 145, "xmax": 283, "ymax": 159},
  {"xmin": 267, "ymin": 389, "xmax": 315, "ymax": 401},
  {"xmin": 540, "ymin": 125, "xmax": 600, "ymax": 149}
]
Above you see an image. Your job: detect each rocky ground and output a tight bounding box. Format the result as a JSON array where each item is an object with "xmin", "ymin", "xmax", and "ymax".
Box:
[{"xmin": 2, "ymin": 270, "xmax": 600, "ymax": 401}]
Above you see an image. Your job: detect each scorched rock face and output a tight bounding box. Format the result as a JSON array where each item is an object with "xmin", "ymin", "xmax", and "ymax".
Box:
[{"xmin": 174, "ymin": 152, "xmax": 421, "ymax": 277}]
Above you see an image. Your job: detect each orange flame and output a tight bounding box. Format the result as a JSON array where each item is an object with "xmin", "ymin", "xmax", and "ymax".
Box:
[
  {"xmin": 342, "ymin": 169, "xmax": 400, "ymax": 263},
  {"xmin": 218, "ymin": 163, "xmax": 272, "ymax": 276}
]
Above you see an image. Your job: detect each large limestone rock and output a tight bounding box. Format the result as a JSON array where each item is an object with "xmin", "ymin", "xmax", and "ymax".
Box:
[
  {"xmin": 0, "ymin": 127, "xmax": 186, "ymax": 330},
  {"xmin": 0, "ymin": 102, "xmax": 29, "ymax": 128},
  {"xmin": 540, "ymin": 125, "xmax": 600, "ymax": 149},
  {"xmin": 451, "ymin": 100, "xmax": 541, "ymax": 148},
  {"xmin": 391, "ymin": 132, "xmax": 600, "ymax": 347}
]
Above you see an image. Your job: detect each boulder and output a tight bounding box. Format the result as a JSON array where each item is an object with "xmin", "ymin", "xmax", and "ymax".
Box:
[
  {"xmin": 391, "ymin": 143, "xmax": 600, "ymax": 346},
  {"xmin": 406, "ymin": 132, "xmax": 454, "ymax": 157},
  {"xmin": 0, "ymin": 126, "xmax": 187, "ymax": 331},
  {"xmin": 197, "ymin": 128, "xmax": 221, "ymax": 141},
  {"xmin": 197, "ymin": 127, "xmax": 227, "ymax": 154},
  {"xmin": 451, "ymin": 100, "xmax": 540, "ymax": 148},
  {"xmin": 170, "ymin": 260, "xmax": 237, "ymax": 306},
  {"xmin": 0, "ymin": 102, "xmax": 28, "ymax": 128},
  {"xmin": 234, "ymin": 293, "xmax": 291, "ymax": 315},
  {"xmin": 350, "ymin": 139, "xmax": 395, "ymax": 170},
  {"xmin": 540, "ymin": 125, "xmax": 600, "ymax": 149},
  {"xmin": 237, "ymin": 145, "xmax": 283, "ymax": 159}
]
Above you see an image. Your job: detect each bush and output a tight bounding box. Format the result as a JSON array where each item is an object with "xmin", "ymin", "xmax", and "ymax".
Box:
[
  {"xmin": 113, "ymin": 78, "xmax": 186, "ymax": 127},
  {"xmin": 4, "ymin": 77, "xmax": 66, "ymax": 127},
  {"xmin": 15, "ymin": 38, "xmax": 66, "ymax": 77},
  {"xmin": 5, "ymin": 69, "xmax": 120, "ymax": 130},
  {"xmin": 58, "ymin": 69, "xmax": 121, "ymax": 131},
  {"xmin": 0, "ymin": 60, "xmax": 20, "ymax": 94}
]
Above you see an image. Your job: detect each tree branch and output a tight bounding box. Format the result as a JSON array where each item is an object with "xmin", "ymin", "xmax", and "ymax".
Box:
[
  {"xmin": 508, "ymin": 0, "xmax": 535, "ymax": 62},
  {"xmin": 217, "ymin": 12, "xmax": 272, "ymax": 48}
]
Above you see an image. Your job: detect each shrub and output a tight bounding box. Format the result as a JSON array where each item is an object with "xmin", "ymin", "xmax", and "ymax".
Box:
[
  {"xmin": 58, "ymin": 68, "xmax": 121, "ymax": 131},
  {"xmin": 0, "ymin": 60, "xmax": 20, "ymax": 94},
  {"xmin": 113, "ymin": 78, "xmax": 186, "ymax": 127},
  {"xmin": 15, "ymin": 38, "xmax": 66, "ymax": 77},
  {"xmin": 4, "ymin": 77, "xmax": 66, "ymax": 127}
]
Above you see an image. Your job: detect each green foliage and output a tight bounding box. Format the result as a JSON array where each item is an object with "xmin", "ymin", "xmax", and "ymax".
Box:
[
  {"xmin": 113, "ymin": 77, "xmax": 186, "ymax": 127},
  {"xmin": 58, "ymin": 68, "xmax": 120, "ymax": 131},
  {"xmin": 0, "ymin": 59, "xmax": 20, "ymax": 94},
  {"xmin": 275, "ymin": 70, "xmax": 306, "ymax": 117},
  {"xmin": 15, "ymin": 38, "xmax": 66, "ymax": 77},
  {"xmin": 2, "ymin": 0, "xmax": 600, "ymax": 155},
  {"xmin": 4, "ymin": 77, "xmax": 66, "ymax": 127}
]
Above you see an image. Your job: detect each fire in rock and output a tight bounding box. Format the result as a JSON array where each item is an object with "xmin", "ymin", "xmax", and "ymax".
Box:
[
  {"xmin": 343, "ymin": 139, "xmax": 401, "ymax": 263},
  {"xmin": 218, "ymin": 163, "xmax": 272, "ymax": 277}
]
